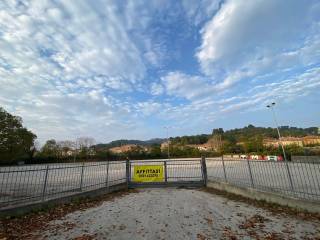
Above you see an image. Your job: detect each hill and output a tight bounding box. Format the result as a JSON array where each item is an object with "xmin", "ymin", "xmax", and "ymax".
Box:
[
  {"xmin": 95, "ymin": 138, "xmax": 165, "ymax": 150},
  {"xmin": 94, "ymin": 125, "xmax": 319, "ymax": 151},
  {"xmin": 170, "ymin": 125, "xmax": 319, "ymax": 145}
]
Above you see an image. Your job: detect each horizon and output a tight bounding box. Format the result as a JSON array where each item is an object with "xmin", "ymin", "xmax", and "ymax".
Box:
[
  {"xmin": 86, "ymin": 124, "xmax": 320, "ymax": 146},
  {"xmin": 1, "ymin": 0, "xmax": 320, "ymax": 144}
]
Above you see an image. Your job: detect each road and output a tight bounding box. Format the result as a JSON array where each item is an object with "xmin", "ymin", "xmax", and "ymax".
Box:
[{"xmin": 29, "ymin": 188, "xmax": 319, "ymax": 239}]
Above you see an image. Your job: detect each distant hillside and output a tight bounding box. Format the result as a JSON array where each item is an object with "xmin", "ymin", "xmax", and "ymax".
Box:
[
  {"xmin": 222, "ymin": 125, "xmax": 319, "ymax": 142},
  {"xmin": 94, "ymin": 125, "xmax": 319, "ymax": 150},
  {"xmin": 95, "ymin": 138, "xmax": 165, "ymax": 150},
  {"xmin": 171, "ymin": 125, "xmax": 319, "ymax": 145}
]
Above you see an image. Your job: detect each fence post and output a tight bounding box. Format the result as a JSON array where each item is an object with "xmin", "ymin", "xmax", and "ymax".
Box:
[
  {"xmin": 126, "ymin": 159, "xmax": 130, "ymax": 188},
  {"xmin": 221, "ymin": 155, "xmax": 227, "ymax": 182},
  {"xmin": 164, "ymin": 161, "xmax": 168, "ymax": 184},
  {"xmin": 201, "ymin": 156, "xmax": 207, "ymax": 186},
  {"xmin": 284, "ymin": 161, "xmax": 294, "ymax": 191},
  {"xmin": 246, "ymin": 158, "xmax": 254, "ymax": 188},
  {"xmin": 42, "ymin": 165, "xmax": 49, "ymax": 201},
  {"xmin": 79, "ymin": 162, "xmax": 85, "ymax": 191},
  {"xmin": 106, "ymin": 161, "xmax": 109, "ymax": 189}
]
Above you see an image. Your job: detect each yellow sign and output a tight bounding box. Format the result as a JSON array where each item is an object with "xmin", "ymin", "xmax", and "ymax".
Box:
[{"xmin": 133, "ymin": 165, "xmax": 164, "ymax": 182}]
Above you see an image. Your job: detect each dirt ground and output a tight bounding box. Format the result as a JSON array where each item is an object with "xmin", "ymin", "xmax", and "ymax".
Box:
[{"xmin": 2, "ymin": 188, "xmax": 320, "ymax": 240}]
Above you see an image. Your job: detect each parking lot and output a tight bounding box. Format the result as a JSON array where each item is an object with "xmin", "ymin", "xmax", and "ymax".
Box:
[
  {"xmin": 1, "ymin": 158, "xmax": 320, "ymax": 209},
  {"xmin": 21, "ymin": 188, "xmax": 320, "ymax": 240}
]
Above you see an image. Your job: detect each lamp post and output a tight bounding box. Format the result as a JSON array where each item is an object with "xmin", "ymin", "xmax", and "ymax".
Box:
[
  {"xmin": 164, "ymin": 126, "xmax": 171, "ymax": 159},
  {"xmin": 266, "ymin": 102, "xmax": 294, "ymax": 190},
  {"xmin": 266, "ymin": 102, "xmax": 287, "ymax": 162}
]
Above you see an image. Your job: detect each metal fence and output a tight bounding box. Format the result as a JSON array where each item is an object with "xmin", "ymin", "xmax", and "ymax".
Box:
[
  {"xmin": 1, "ymin": 157, "xmax": 319, "ymax": 210},
  {"xmin": 0, "ymin": 159, "xmax": 204, "ymax": 209},
  {"xmin": 128, "ymin": 159, "xmax": 204, "ymax": 187},
  {"xmin": 0, "ymin": 161, "xmax": 126, "ymax": 209},
  {"xmin": 206, "ymin": 157, "xmax": 320, "ymax": 201}
]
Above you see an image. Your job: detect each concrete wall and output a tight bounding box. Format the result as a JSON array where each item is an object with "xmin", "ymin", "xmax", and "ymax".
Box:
[
  {"xmin": 291, "ymin": 155, "xmax": 320, "ymax": 163},
  {"xmin": 207, "ymin": 180, "xmax": 320, "ymax": 214},
  {"xmin": 223, "ymin": 154, "xmax": 240, "ymax": 159}
]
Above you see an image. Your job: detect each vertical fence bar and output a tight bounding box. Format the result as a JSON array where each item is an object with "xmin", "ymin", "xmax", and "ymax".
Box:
[
  {"xmin": 126, "ymin": 160, "xmax": 130, "ymax": 188},
  {"xmin": 106, "ymin": 161, "xmax": 109, "ymax": 189},
  {"xmin": 246, "ymin": 158, "xmax": 254, "ymax": 188},
  {"xmin": 221, "ymin": 155, "xmax": 227, "ymax": 182},
  {"xmin": 284, "ymin": 161, "xmax": 294, "ymax": 191},
  {"xmin": 79, "ymin": 162, "xmax": 85, "ymax": 191},
  {"xmin": 42, "ymin": 165, "xmax": 49, "ymax": 201},
  {"xmin": 164, "ymin": 161, "xmax": 168, "ymax": 184},
  {"xmin": 201, "ymin": 156, "xmax": 207, "ymax": 186}
]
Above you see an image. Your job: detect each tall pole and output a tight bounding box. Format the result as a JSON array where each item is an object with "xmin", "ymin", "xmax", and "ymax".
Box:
[
  {"xmin": 164, "ymin": 126, "xmax": 171, "ymax": 159},
  {"xmin": 267, "ymin": 103, "xmax": 287, "ymax": 162},
  {"xmin": 73, "ymin": 141, "xmax": 77, "ymax": 163},
  {"xmin": 267, "ymin": 102, "xmax": 294, "ymax": 191}
]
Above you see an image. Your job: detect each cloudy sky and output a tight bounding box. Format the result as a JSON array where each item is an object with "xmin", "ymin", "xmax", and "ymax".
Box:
[{"xmin": 1, "ymin": 0, "xmax": 320, "ymax": 143}]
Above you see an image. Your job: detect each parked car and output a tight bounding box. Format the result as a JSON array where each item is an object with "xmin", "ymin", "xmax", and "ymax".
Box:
[
  {"xmin": 267, "ymin": 155, "xmax": 277, "ymax": 161},
  {"xmin": 240, "ymin": 155, "xmax": 247, "ymax": 159},
  {"xmin": 277, "ymin": 155, "xmax": 284, "ymax": 161}
]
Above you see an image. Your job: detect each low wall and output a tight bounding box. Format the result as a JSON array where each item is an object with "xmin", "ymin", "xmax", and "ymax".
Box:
[
  {"xmin": 0, "ymin": 183, "xmax": 127, "ymax": 217},
  {"xmin": 291, "ymin": 155, "xmax": 320, "ymax": 163},
  {"xmin": 207, "ymin": 180, "xmax": 320, "ymax": 214},
  {"xmin": 223, "ymin": 155, "xmax": 240, "ymax": 159}
]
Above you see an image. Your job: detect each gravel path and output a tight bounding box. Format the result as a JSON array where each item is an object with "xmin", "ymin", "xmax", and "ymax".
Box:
[{"xmin": 33, "ymin": 188, "xmax": 319, "ymax": 240}]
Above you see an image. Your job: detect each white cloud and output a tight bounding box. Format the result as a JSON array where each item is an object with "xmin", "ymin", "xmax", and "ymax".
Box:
[
  {"xmin": 150, "ymin": 83, "xmax": 164, "ymax": 96},
  {"xmin": 181, "ymin": 0, "xmax": 221, "ymax": 26},
  {"xmin": 0, "ymin": 0, "xmax": 161, "ymax": 143},
  {"xmin": 1, "ymin": 0, "xmax": 320, "ymax": 143},
  {"xmin": 196, "ymin": 0, "xmax": 320, "ymax": 87},
  {"xmin": 161, "ymin": 71, "xmax": 215, "ymax": 100},
  {"xmin": 136, "ymin": 101, "xmax": 164, "ymax": 116}
]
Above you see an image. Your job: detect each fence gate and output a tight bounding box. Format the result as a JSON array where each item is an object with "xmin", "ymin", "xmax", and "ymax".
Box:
[{"xmin": 127, "ymin": 159, "xmax": 207, "ymax": 188}]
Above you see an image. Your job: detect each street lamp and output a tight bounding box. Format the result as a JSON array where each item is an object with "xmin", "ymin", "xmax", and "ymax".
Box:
[
  {"xmin": 164, "ymin": 126, "xmax": 172, "ymax": 159},
  {"xmin": 266, "ymin": 102, "xmax": 294, "ymax": 190},
  {"xmin": 266, "ymin": 102, "xmax": 287, "ymax": 162}
]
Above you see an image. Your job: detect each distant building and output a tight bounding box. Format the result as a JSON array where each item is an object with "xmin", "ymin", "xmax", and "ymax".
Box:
[
  {"xmin": 160, "ymin": 141, "xmax": 171, "ymax": 151},
  {"xmin": 281, "ymin": 137, "xmax": 303, "ymax": 147},
  {"xmin": 109, "ymin": 144, "xmax": 148, "ymax": 153},
  {"xmin": 88, "ymin": 148, "xmax": 96, "ymax": 156},
  {"xmin": 302, "ymin": 136, "xmax": 320, "ymax": 146},
  {"xmin": 61, "ymin": 150, "xmax": 74, "ymax": 157},
  {"xmin": 263, "ymin": 137, "xmax": 303, "ymax": 147},
  {"xmin": 187, "ymin": 143, "xmax": 214, "ymax": 152},
  {"xmin": 109, "ymin": 144, "xmax": 138, "ymax": 154},
  {"xmin": 263, "ymin": 136, "xmax": 320, "ymax": 147}
]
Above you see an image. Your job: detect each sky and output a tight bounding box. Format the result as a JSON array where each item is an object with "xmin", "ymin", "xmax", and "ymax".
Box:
[{"xmin": 0, "ymin": 0, "xmax": 320, "ymax": 144}]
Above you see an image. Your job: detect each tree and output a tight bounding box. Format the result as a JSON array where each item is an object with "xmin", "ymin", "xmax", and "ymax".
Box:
[
  {"xmin": 0, "ymin": 107, "xmax": 37, "ymax": 163},
  {"xmin": 76, "ymin": 137, "xmax": 96, "ymax": 161},
  {"xmin": 212, "ymin": 128, "xmax": 224, "ymax": 136},
  {"xmin": 40, "ymin": 139, "xmax": 60, "ymax": 158},
  {"xmin": 149, "ymin": 144, "xmax": 162, "ymax": 158},
  {"xmin": 57, "ymin": 140, "xmax": 75, "ymax": 157}
]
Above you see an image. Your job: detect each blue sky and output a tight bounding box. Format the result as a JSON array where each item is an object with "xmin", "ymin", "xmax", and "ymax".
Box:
[{"xmin": 0, "ymin": 0, "xmax": 320, "ymax": 144}]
